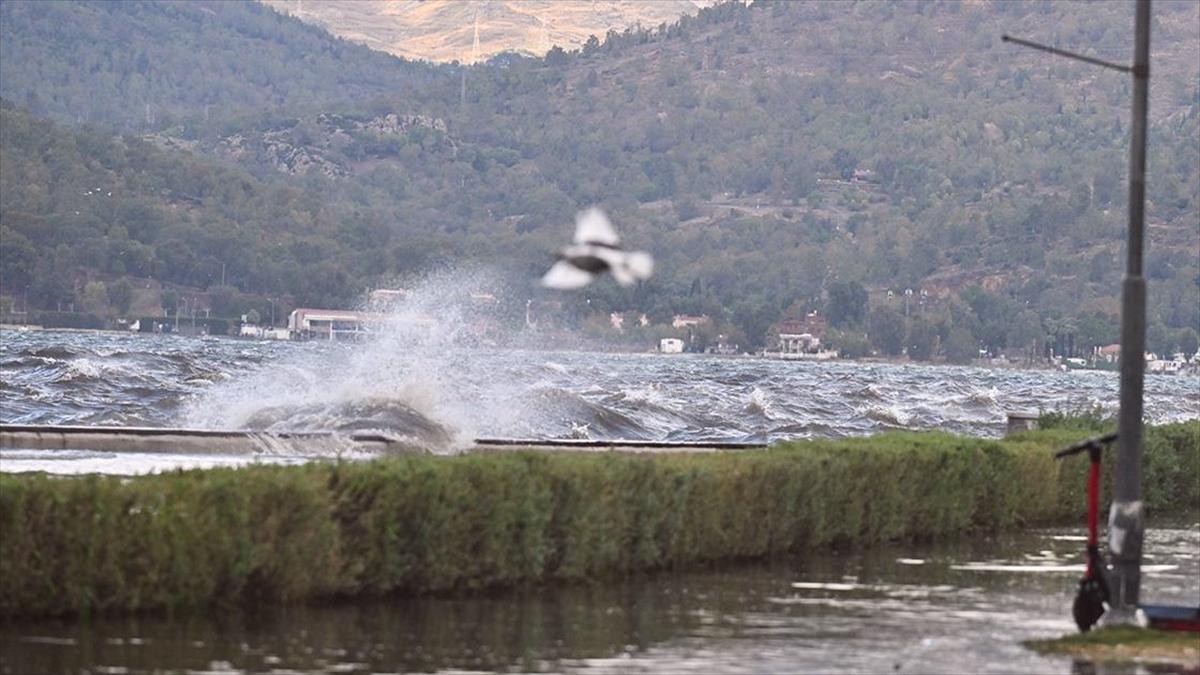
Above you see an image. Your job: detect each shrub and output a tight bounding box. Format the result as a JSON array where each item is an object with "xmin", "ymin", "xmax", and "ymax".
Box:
[{"xmin": 1, "ymin": 422, "xmax": 1195, "ymax": 617}]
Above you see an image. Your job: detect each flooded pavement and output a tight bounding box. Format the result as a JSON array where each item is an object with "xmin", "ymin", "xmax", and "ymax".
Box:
[{"xmin": 3, "ymin": 525, "xmax": 1196, "ymax": 674}]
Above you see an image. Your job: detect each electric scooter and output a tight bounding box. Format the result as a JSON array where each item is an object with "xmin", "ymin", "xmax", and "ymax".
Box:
[{"xmin": 1054, "ymin": 433, "xmax": 1200, "ymax": 632}]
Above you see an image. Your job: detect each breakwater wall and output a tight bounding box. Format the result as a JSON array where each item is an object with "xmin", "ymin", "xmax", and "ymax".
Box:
[{"xmin": 2, "ymin": 422, "xmax": 1197, "ymax": 618}]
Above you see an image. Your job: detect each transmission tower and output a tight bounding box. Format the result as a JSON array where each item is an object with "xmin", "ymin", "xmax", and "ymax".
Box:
[{"xmin": 460, "ymin": 7, "xmax": 480, "ymax": 108}]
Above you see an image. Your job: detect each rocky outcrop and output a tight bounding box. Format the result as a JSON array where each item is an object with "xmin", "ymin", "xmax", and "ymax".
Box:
[
  {"xmin": 260, "ymin": 132, "xmax": 348, "ymax": 178},
  {"xmin": 146, "ymin": 112, "xmax": 453, "ymax": 179}
]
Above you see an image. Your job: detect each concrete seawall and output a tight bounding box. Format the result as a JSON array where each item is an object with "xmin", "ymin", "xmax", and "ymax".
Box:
[{"xmin": 0, "ymin": 423, "xmax": 764, "ymax": 456}]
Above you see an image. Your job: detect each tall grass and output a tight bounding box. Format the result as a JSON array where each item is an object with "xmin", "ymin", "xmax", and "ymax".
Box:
[{"xmin": 1, "ymin": 422, "xmax": 1196, "ymax": 618}]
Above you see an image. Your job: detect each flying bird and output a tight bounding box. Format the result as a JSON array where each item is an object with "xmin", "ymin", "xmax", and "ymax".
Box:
[{"xmin": 541, "ymin": 208, "xmax": 654, "ymax": 290}]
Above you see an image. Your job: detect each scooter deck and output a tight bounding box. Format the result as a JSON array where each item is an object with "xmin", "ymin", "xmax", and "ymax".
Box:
[{"xmin": 1140, "ymin": 605, "xmax": 1200, "ymax": 633}]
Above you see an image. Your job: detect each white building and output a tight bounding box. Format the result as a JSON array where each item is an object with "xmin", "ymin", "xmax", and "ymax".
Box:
[
  {"xmin": 672, "ymin": 314, "xmax": 710, "ymax": 329},
  {"xmin": 288, "ymin": 308, "xmax": 380, "ymax": 341},
  {"xmin": 659, "ymin": 338, "xmax": 685, "ymax": 354},
  {"xmin": 778, "ymin": 332, "xmax": 821, "ymax": 354}
]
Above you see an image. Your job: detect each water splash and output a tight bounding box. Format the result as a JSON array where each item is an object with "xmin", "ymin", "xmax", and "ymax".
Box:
[{"xmin": 182, "ymin": 267, "xmax": 521, "ymax": 451}]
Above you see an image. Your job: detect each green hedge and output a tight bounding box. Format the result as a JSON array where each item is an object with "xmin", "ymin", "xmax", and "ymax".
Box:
[{"xmin": 1, "ymin": 422, "xmax": 1196, "ymax": 618}]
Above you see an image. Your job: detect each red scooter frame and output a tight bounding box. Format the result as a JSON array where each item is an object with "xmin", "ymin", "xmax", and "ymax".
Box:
[
  {"xmin": 1054, "ymin": 433, "xmax": 1200, "ymax": 633},
  {"xmin": 1054, "ymin": 433, "xmax": 1116, "ymax": 631}
]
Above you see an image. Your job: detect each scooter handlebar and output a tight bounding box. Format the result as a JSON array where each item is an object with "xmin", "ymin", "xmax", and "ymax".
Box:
[{"xmin": 1053, "ymin": 432, "xmax": 1118, "ymax": 459}]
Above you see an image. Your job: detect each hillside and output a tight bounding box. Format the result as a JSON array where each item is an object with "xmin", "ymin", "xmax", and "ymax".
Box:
[
  {"xmin": 1, "ymin": 0, "xmax": 1197, "ymax": 357},
  {"xmin": 0, "ymin": 0, "xmax": 452, "ymax": 133},
  {"xmin": 260, "ymin": 0, "xmax": 713, "ymax": 64},
  {"xmin": 0, "ymin": 103, "xmax": 397, "ymax": 315}
]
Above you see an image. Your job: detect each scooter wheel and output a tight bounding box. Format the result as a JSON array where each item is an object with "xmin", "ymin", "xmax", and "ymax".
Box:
[{"xmin": 1073, "ymin": 577, "xmax": 1107, "ymax": 632}]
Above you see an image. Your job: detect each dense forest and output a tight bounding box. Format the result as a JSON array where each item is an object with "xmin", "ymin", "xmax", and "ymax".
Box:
[{"xmin": 1, "ymin": 0, "xmax": 1197, "ymax": 359}]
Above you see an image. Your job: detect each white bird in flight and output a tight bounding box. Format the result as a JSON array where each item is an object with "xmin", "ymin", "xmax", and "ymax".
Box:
[{"xmin": 540, "ymin": 208, "xmax": 654, "ymax": 290}]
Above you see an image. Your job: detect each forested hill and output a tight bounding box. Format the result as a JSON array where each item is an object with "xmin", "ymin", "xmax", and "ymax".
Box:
[
  {"xmin": 0, "ymin": 102, "xmax": 401, "ymax": 312},
  {"xmin": 1, "ymin": 0, "xmax": 1197, "ymax": 357},
  {"xmin": 0, "ymin": 0, "xmax": 454, "ymax": 133}
]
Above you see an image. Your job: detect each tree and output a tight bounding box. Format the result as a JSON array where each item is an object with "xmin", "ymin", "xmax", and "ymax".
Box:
[
  {"xmin": 867, "ymin": 305, "xmax": 906, "ymax": 356},
  {"xmin": 160, "ymin": 289, "xmax": 179, "ymax": 316},
  {"xmin": 208, "ymin": 285, "xmax": 239, "ymax": 317},
  {"xmin": 29, "ymin": 271, "xmax": 75, "ymax": 311},
  {"xmin": 1177, "ymin": 328, "xmax": 1199, "ymax": 358},
  {"xmin": 545, "ymin": 46, "xmax": 569, "ymax": 67},
  {"xmin": 245, "ymin": 308, "xmax": 261, "ymax": 325},
  {"xmin": 826, "ymin": 281, "xmax": 867, "ymax": 329},
  {"xmin": 81, "ymin": 281, "xmax": 107, "ymax": 315},
  {"xmin": 0, "ymin": 226, "xmax": 37, "ymax": 291},
  {"xmin": 943, "ymin": 326, "xmax": 979, "ymax": 364},
  {"xmin": 107, "ymin": 278, "xmax": 134, "ymax": 315},
  {"xmin": 833, "ymin": 148, "xmax": 858, "ymax": 179},
  {"xmin": 829, "ymin": 329, "xmax": 870, "ymax": 358},
  {"xmin": 907, "ymin": 318, "xmax": 939, "ymax": 361},
  {"xmin": 1088, "ymin": 250, "xmax": 1113, "ymax": 283},
  {"xmin": 1007, "ymin": 309, "xmax": 1044, "ymax": 359}
]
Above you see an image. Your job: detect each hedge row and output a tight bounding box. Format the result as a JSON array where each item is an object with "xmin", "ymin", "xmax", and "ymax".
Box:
[{"xmin": 1, "ymin": 422, "xmax": 1196, "ymax": 617}]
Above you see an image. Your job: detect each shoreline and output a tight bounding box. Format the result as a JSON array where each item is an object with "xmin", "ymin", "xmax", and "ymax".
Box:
[{"xmin": 6, "ymin": 323, "xmax": 1188, "ymax": 375}]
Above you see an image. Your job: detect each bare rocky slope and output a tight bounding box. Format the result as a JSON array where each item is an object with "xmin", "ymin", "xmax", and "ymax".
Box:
[{"xmin": 259, "ymin": 0, "xmax": 713, "ymax": 63}]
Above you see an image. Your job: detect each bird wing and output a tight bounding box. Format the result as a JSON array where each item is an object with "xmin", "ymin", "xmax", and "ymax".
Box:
[
  {"xmin": 541, "ymin": 260, "xmax": 596, "ymax": 290},
  {"xmin": 573, "ymin": 207, "xmax": 620, "ymax": 246},
  {"xmin": 624, "ymin": 251, "xmax": 654, "ymax": 280},
  {"xmin": 597, "ymin": 248, "xmax": 654, "ymax": 287}
]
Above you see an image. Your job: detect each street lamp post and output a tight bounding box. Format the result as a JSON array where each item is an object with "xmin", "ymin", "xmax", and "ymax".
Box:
[
  {"xmin": 1003, "ymin": 0, "xmax": 1151, "ymax": 617},
  {"xmin": 1111, "ymin": 0, "xmax": 1151, "ymax": 617}
]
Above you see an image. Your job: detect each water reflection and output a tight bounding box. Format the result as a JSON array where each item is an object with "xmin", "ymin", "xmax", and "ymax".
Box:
[{"xmin": 3, "ymin": 526, "xmax": 1196, "ymax": 674}]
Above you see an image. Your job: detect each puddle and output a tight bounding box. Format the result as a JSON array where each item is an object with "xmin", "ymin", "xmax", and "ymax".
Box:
[{"xmin": 1, "ymin": 525, "xmax": 1196, "ymax": 674}]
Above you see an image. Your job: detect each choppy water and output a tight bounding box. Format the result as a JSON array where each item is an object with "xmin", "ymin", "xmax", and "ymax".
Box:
[
  {"xmin": 2, "ymin": 524, "xmax": 1197, "ymax": 674},
  {"xmin": 3, "ymin": 283, "xmax": 1198, "ymax": 674},
  {"xmin": 1, "ymin": 328, "xmax": 1197, "ymax": 451}
]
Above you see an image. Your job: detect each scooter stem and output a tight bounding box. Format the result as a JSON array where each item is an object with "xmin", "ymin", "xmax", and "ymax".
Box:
[{"xmin": 1086, "ymin": 446, "xmax": 1102, "ymax": 575}]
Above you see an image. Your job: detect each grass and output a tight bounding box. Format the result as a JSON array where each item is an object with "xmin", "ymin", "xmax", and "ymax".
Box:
[
  {"xmin": 1, "ymin": 421, "xmax": 1197, "ymax": 618},
  {"xmin": 1025, "ymin": 626, "xmax": 1200, "ymax": 667}
]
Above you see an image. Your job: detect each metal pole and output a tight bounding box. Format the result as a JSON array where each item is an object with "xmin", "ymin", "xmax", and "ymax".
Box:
[{"xmin": 1110, "ymin": 0, "xmax": 1151, "ymax": 618}]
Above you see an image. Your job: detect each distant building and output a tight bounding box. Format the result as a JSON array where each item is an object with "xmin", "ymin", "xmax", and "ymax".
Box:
[
  {"xmin": 766, "ymin": 312, "xmax": 838, "ymax": 358},
  {"xmin": 1096, "ymin": 344, "xmax": 1121, "ymax": 362},
  {"xmin": 610, "ymin": 311, "xmax": 649, "ymax": 332},
  {"xmin": 770, "ymin": 312, "xmax": 827, "ymax": 353},
  {"xmin": 288, "ymin": 308, "xmax": 381, "ymax": 341},
  {"xmin": 239, "ymin": 324, "xmax": 291, "ymax": 340},
  {"xmin": 610, "ymin": 312, "xmax": 626, "ymax": 332},
  {"xmin": 672, "ymin": 314, "xmax": 711, "ymax": 329},
  {"xmin": 778, "ymin": 331, "xmax": 821, "ymax": 355},
  {"xmin": 708, "ymin": 334, "xmax": 739, "ymax": 355},
  {"xmin": 659, "ymin": 338, "xmax": 685, "ymax": 354}
]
